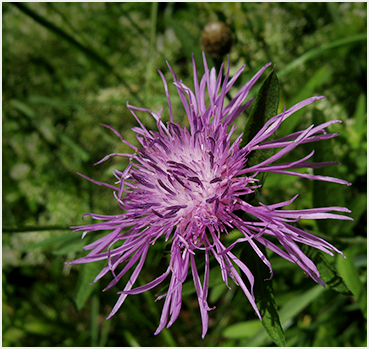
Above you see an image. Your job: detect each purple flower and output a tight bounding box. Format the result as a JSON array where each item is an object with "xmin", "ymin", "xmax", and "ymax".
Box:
[{"xmin": 69, "ymin": 53, "xmax": 352, "ymax": 338}]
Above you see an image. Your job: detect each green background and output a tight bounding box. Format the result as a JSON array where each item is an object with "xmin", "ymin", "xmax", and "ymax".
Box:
[{"xmin": 3, "ymin": 2, "xmax": 366, "ymax": 346}]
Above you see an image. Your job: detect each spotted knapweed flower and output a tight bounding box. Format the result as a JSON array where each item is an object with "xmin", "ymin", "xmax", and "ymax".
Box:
[{"xmin": 69, "ymin": 53, "xmax": 352, "ymax": 338}]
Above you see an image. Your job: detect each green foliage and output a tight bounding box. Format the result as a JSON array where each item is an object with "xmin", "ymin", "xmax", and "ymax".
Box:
[
  {"xmin": 74, "ymin": 261, "xmax": 106, "ymax": 311},
  {"xmin": 301, "ymin": 245, "xmax": 352, "ymax": 296},
  {"xmin": 241, "ymin": 66, "xmax": 280, "ymax": 199},
  {"xmin": 240, "ymin": 243, "xmax": 286, "ymax": 346},
  {"xmin": 242, "ymin": 67, "xmax": 279, "ymax": 155},
  {"xmin": 3, "ymin": 2, "xmax": 366, "ymax": 346},
  {"xmin": 336, "ymin": 248, "xmax": 367, "ymax": 319}
]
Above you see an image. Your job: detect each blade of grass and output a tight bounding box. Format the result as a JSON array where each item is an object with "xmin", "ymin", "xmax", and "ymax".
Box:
[
  {"xmin": 123, "ymin": 330, "xmax": 141, "ymax": 347},
  {"xmin": 278, "ymin": 33, "xmax": 367, "ymax": 78},
  {"xmin": 10, "ymin": 99, "xmax": 90, "ymax": 162},
  {"xmin": 99, "ymin": 318, "xmax": 111, "ymax": 347},
  {"xmin": 91, "ymin": 294, "xmax": 100, "ymax": 347},
  {"xmin": 11, "ymin": 2, "xmax": 143, "ymax": 104}
]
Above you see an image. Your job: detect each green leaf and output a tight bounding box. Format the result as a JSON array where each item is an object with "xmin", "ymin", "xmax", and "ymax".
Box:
[
  {"xmin": 246, "ymin": 285, "xmax": 324, "ymax": 347},
  {"xmin": 301, "ymin": 245, "xmax": 352, "ymax": 296},
  {"xmin": 241, "ymin": 66, "xmax": 280, "ymax": 161},
  {"xmin": 336, "ymin": 249, "xmax": 367, "ymax": 319},
  {"xmin": 74, "ymin": 260, "xmax": 106, "ymax": 311},
  {"xmin": 240, "ymin": 66, "xmax": 280, "ymax": 202},
  {"xmin": 223, "ymin": 319, "xmax": 262, "ymax": 339},
  {"xmin": 240, "ymin": 242, "xmax": 286, "ymax": 347}
]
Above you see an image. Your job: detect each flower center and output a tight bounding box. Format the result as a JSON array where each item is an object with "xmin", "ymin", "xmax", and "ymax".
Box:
[{"xmin": 133, "ymin": 129, "xmax": 227, "ymax": 217}]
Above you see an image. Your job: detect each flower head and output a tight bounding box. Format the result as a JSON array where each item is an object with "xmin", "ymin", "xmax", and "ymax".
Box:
[{"xmin": 69, "ymin": 53, "xmax": 352, "ymax": 338}]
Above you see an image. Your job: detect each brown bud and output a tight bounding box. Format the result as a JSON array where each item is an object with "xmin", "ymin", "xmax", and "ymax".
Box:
[{"xmin": 201, "ymin": 21, "xmax": 233, "ymax": 58}]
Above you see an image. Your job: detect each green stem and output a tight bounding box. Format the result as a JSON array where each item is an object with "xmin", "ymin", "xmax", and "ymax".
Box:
[
  {"xmin": 98, "ymin": 319, "xmax": 111, "ymax": 347},
  {"xmin": 3, "ymin": 226, "xmax": 72, "ymax": 233},
  {"xmin": 145, "ymin": 2, "xmax": 158, "ymax": 94},
  {"xmin": 90, "ymin": 294, "xmax": 99, "ymax": 347}
]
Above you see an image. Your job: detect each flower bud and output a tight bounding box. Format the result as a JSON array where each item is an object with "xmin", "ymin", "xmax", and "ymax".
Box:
[{"xmin": 201, "ymin": 21, "xmax": 233, "ymax": 58}]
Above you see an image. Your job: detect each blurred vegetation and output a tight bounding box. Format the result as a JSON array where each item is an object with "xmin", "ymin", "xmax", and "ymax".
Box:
[{"xmin": 2, "ymin": 2, "xmax": 366, "ymax": 346}]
